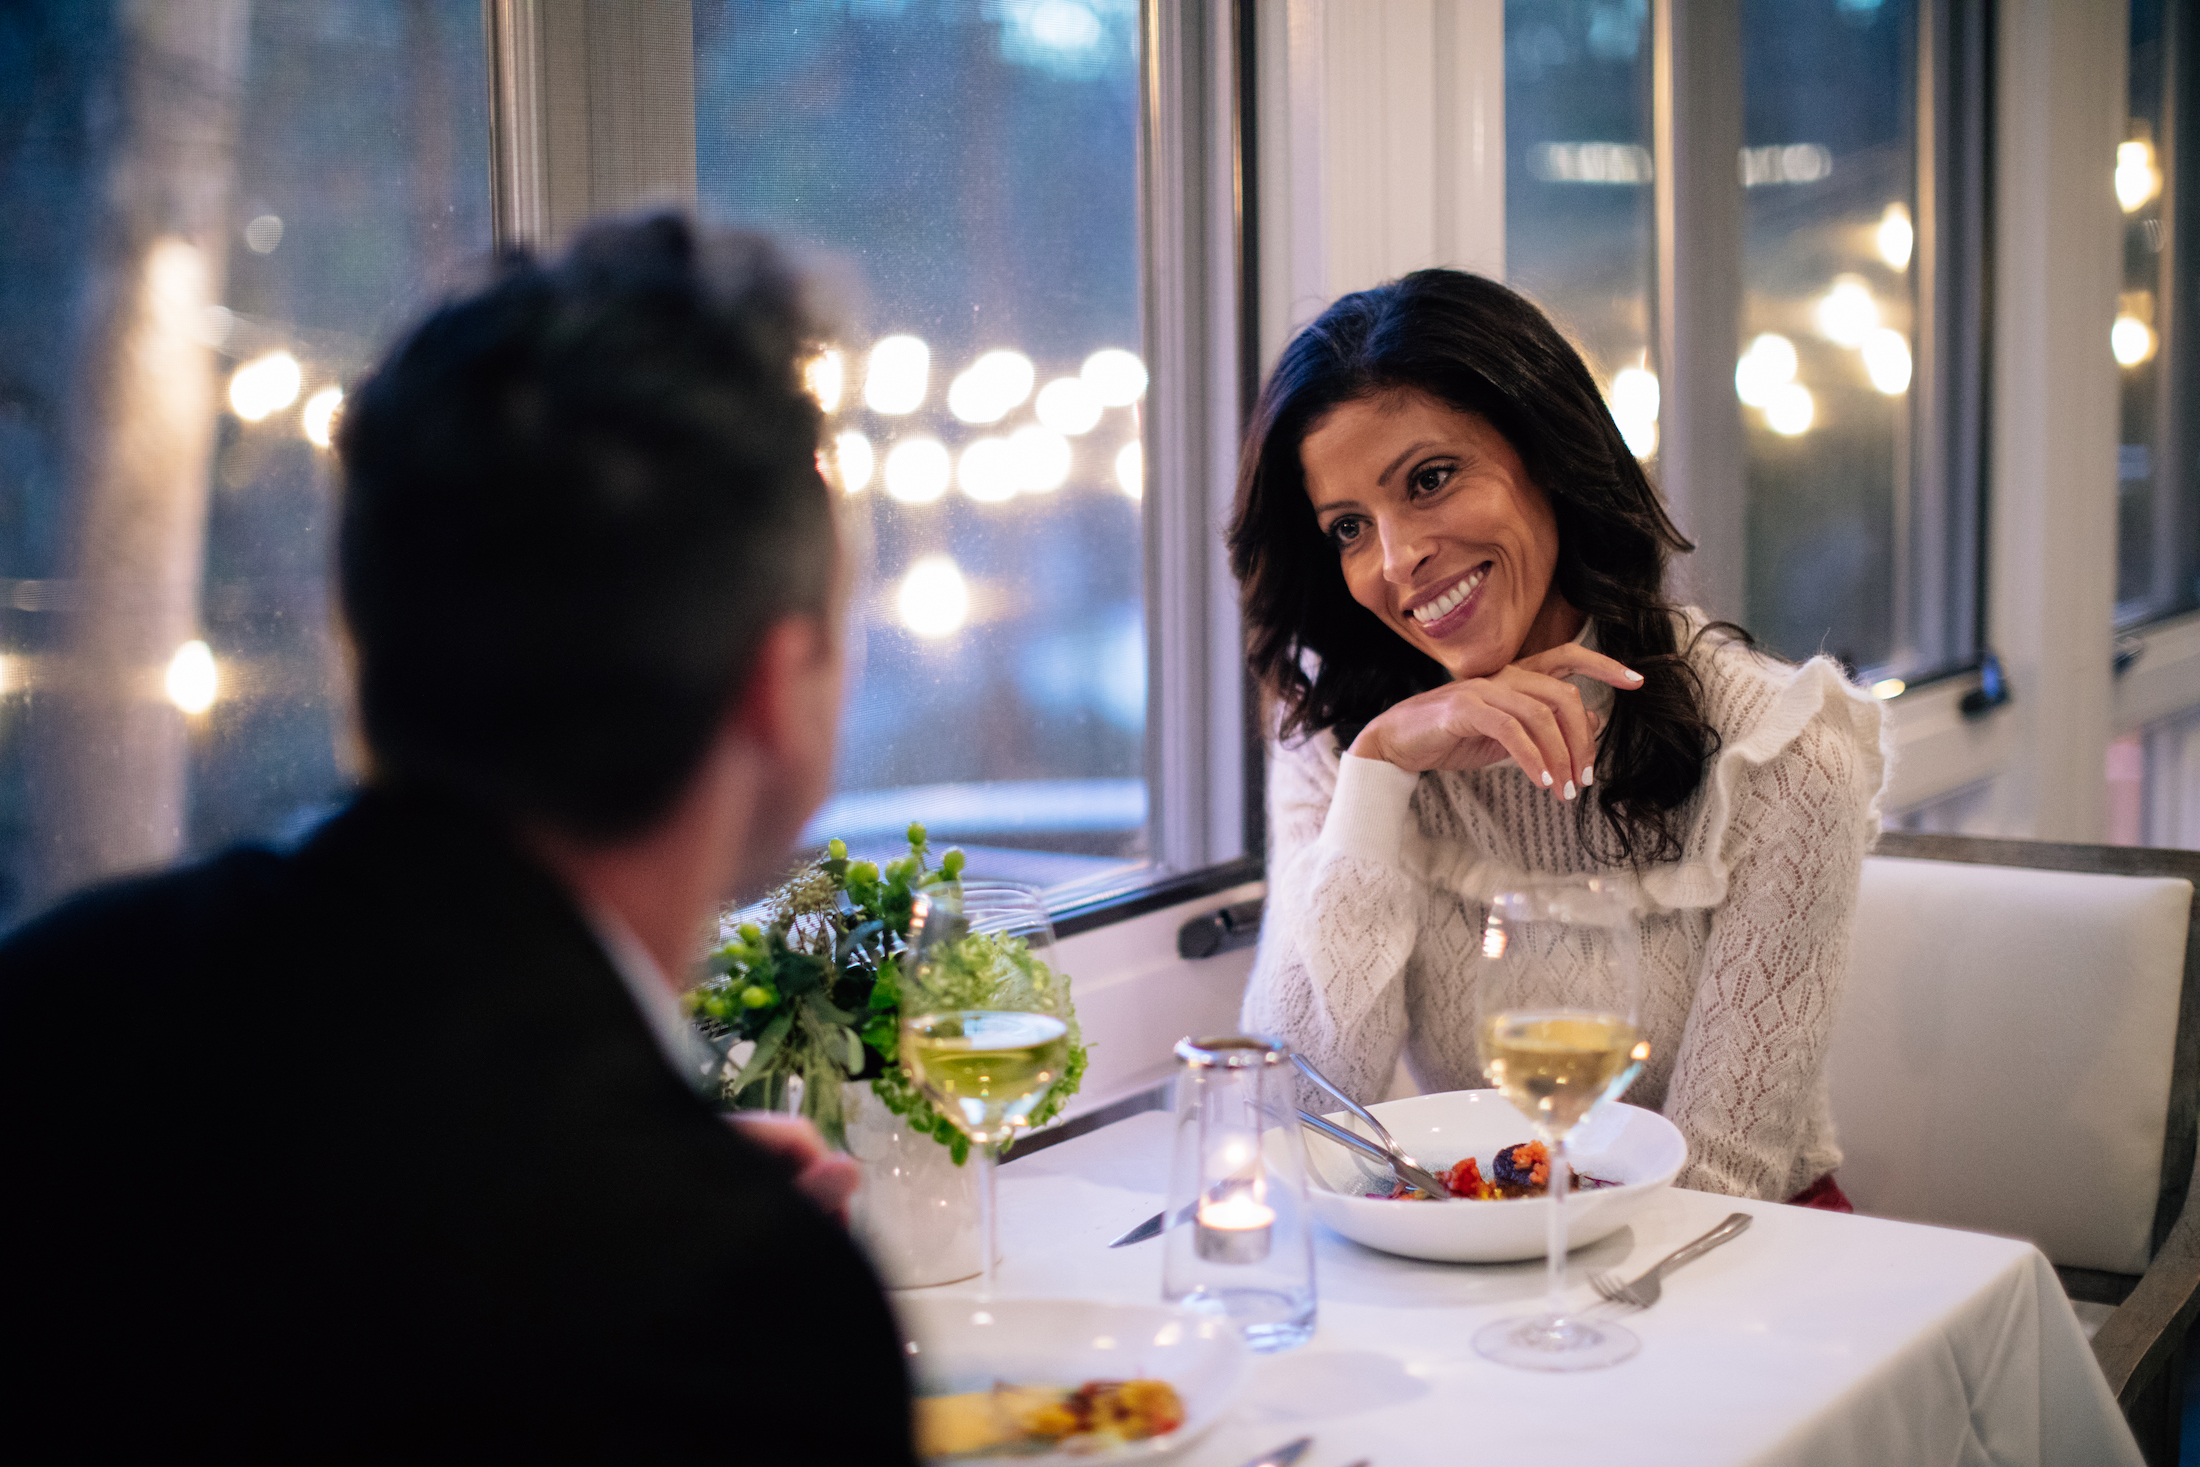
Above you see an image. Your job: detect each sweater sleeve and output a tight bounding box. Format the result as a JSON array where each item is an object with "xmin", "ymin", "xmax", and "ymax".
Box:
[
  {"xmin": 1239, "ymin": 737, "xmax": 1426, "ymax": 1106},
  {"xmin": 1661, "ymin": 713, "xmax": 1872, "ymax": 1200}
]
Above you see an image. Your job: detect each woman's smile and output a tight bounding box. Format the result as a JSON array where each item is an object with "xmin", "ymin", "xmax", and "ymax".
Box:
[
  {"xmin": 1301, "ymin": 391, "xmax": 1576, "ymax": 679},
  {"xmin": 1406, "ymin": 561, "xmax": 1491, "ymax": 635}
]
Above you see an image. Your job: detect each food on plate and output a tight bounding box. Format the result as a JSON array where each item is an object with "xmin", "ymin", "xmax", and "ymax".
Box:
[
  {"xmin": 1378, "ymin": 1141, "xmax": 1620, "ymax": 1201},
  {"xmin": 915, "ymin": 1378, "xmax": 1186, "ymax": 1458}
]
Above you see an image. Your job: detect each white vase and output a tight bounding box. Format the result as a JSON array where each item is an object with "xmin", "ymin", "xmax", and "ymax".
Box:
[{"xmin": 844, "ymin": 1082, "xmax": 987, "ymax": 1288}]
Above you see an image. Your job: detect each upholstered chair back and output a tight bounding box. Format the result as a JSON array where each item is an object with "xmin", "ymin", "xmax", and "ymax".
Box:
[{"xmin": 1828, "ymin": 852, "xmax": 2193, "ymax": 1276}]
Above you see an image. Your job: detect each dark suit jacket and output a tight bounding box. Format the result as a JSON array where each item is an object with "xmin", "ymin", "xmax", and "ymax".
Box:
[{"xmin": 0, "ymin": 787, "xmax": 917, "ymax": 1462}]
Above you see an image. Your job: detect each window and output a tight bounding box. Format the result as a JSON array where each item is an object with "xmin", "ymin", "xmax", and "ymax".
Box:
[
  {"xmin": 690, "ymin": 1, "xmax": 1150, "ymax": 891},
  {"xmin": 1495, "ymin": 2, "xmax": 1984, "ymax": 689},
  {"xmin": 0, "ymin": 1, "xmax": 491, "ymax": 928},
  {"xmin": 1739, "ymin": 0, "xmax": 1922, "ymax": 673},
  {"xmin": 1504, "ymin": 0, "xmax": 1658, "ymax": 459},
  {"xmin": 2114, "ymin": 0, "xmax": 2197, "ymax": 627}
]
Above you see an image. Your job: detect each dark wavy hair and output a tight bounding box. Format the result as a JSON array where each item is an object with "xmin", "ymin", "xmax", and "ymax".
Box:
[{"xmin": 1227, "ymin": 269, "xmax": 1729, "ymax": 867}]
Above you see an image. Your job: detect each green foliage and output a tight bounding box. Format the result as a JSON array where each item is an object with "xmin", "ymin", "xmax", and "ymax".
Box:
[{"xmin": 685, "ymin": 829, "xmax": 1086, "ymax": 1159}]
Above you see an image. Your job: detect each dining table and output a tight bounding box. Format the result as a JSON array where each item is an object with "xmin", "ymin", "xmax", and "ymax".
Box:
[{"xmin": 920, "ymin": 1109, "xmax": 2145, "ymax": 1467}]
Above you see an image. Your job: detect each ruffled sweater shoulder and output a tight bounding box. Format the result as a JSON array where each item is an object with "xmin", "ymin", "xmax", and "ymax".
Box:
[{"xmin": 1244, "ymin": 614, "xmax": 1890, "ymax": 1199}]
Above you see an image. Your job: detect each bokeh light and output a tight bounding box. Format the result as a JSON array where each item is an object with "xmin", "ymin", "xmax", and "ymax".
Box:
[
  {"xmin": 1035, "ymin": 376, "xmax": 1103, "ymax": 436},
  {"xmin": 959, "ymin": 437, "xmax": 1020, "ymax": 502},
  {"xmin": 836, "ymin": 431, "xmax": 875, "ymax": 493},
  {"xmin": 947, "ymin": 349, "xmax": 1035, "ymax": 424},
  {"xmin": 2113, "ymin": 315, "xmax": 2157, "ymax": 367},
  {"xmin": 1734, "ymin": 333, "xmax": 1799, "ymax": 407},
  {"xmin": 897, "ymin": 555, "xmax": 969, "ymax": 638},
  {"xmin": 806, "ymin": 349, "xmax": 845, "ymax": 413},
  {"xmin": 1765, "ymin": 382, "xmax": 1816, "ymax": 437},
  {"xmin": 301, "ymin": 386, "xmax": 343, "ymax": 448},
  {"xmin": 1861, "ymin": 328, "xmax": 1912, "ymax": 395},
  {"xmin": 165, "ymin": 640, "xmax": 218, "ymax": 715},
  {"xmin": 883, "ymin": 436, "xmax": 951, "ymax": 502},
  {"xmin": 864, "ymin": 335, "xmax": 930, "ymax": 415},
  {"xmin": 2117, "ymin": 140, "xmax": 2161, "ymax": 213},
  {"xmin": 1009, "ymin": 425, "xmax": 1072, "ymax": 493},
  {"xmin": 1876, "ymin": 203, "xmax": 1913, "ymax": 271},
  {"xmin": 1607, "ymin": 367, "xmax": 1660, "ymax": 460},
  {"xmin": 1081, "ymin": 348, "xmax": 1148, "ymax": 406},
  {"xmin": 229, "ymin": 351, "xmax": 301, "ymax": 422},
  {"xmin": 1815, "ymin": 277, "xmax": 1879, "ymax": 348},
  {"xmin": 243, "ymin": 214, "xmax": 284, "ymax": 254},
  {"xmin": 1115, "ymin": 440, "xmax": 1143, "ymax": 499}
]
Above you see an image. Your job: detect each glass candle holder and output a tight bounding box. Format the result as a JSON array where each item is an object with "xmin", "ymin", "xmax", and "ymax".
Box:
[{"xmin": 1161, "ymin": 1035, "xmax": 1316, "ymax": 1352}]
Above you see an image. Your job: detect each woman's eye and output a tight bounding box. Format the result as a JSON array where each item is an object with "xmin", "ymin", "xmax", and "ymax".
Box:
[
  {"xmin": 1409, "ymin": 462, "xmax": 1455, "ymax": 497},
  {"xmin": 1326, "ymin": 517, "xmax": 1363, "ymax": 550}
]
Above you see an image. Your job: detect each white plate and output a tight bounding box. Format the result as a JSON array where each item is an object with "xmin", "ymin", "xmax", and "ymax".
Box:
[
  {"xmin": 1300, "ymin": 1090, "xmax": 1687, "ymax": 1263},
  {"xmin": 896, "ymin": 1297, "xmax": 1249, "ymax": 1463}
]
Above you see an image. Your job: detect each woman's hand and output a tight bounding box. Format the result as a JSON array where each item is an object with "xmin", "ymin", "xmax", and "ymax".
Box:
[{"xmin": 1346, "ymin": 642, "xmax": 1644, "ymax": 798}]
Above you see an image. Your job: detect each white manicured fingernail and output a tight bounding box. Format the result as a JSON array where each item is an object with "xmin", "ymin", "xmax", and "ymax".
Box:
[
  {"xmin": 1582, "ymin": 764, "xmax": 1595, "ymax": 787},
  {"xmin": 1563, "ymin": 780, "xmax": 1576, "ymax": 801},
  {"xmin": 1624, "ymin": 668, "xmax": 1644, "ymax": 682},
  {"xmin": 1541, "ymin": 770, "xmax": 1553, "ymax": 787}
]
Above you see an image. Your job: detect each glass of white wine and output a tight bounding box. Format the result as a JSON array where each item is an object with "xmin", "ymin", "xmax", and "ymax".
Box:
[
  {"xmin": 1471, "ymin": 875, "xmax": 1648, "ymax": 1371},
  {"xmin": 898, "ymin": 879, "xmax": 1070, "ymax": 1298}
]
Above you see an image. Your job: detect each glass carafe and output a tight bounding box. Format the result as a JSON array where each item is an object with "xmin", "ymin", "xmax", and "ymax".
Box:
[{"xmin": 1161, "ymin": 1035, "xmax": 1316, "ymax": 1352}]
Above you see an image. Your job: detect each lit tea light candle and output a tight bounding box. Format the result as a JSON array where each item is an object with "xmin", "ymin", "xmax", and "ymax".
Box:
[{"xmin": 1194, "ymin": 1193, "xmax": 1275, "ymax": 1264}]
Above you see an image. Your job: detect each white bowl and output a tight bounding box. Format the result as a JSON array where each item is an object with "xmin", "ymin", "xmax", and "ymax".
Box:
[
  {"xmin": 896, "ymin": 1297, "xmax": 1249, "ymax": 1463},
  {"xmin": 1300, "ymin": 1090, "xmax": 1687, "ymax": 1263}
]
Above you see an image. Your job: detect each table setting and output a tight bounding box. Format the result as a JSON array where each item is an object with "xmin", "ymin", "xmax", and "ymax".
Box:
[{"xmin": 701, "ymin": 845, "xmax": 2143, "ymax": 1465}]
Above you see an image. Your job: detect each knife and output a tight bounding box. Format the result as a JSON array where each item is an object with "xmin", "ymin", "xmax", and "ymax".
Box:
[
  {"xmin": 1107, "ymin": 1201, "xmax": 1194, "ymax": 1247},
  {"xmin": 1234, "ymin": 1437, "xmax": 1313, "ymax": 1467}
]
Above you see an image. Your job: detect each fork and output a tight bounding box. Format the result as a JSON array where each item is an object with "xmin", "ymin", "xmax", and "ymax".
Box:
[{"xmin": 1589, "ymin": 1211, "xmax": 1753, "ymax": 1310}]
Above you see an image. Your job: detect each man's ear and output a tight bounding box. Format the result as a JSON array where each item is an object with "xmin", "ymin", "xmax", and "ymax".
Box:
[{"xmin": 731, "ymin": 615, "xmax": 834, "ymax": 766}]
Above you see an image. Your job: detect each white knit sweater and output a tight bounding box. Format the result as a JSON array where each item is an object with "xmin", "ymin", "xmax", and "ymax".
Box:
[{"xmin": 1241, "ymin": 618, "xmax": 1890, "ymax": 1201}]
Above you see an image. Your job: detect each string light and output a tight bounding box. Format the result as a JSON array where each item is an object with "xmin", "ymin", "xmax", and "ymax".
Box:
[
  {"xmin": 1607, "ymin": 367, "xmax": 1660, "ymax": 460},
  {"xmin": 883, "ymin": 436, "xmax": 951, "ymax": 503},
  {"xmin": 1008, "ymin": 425, "xmax": 1071, "ymax": 493},
  {"xmin": 1815, "ymin": 277, "xmax": 1879, "ymax": 348},
  {"xmin": 863, "ymin": 335, "xmax": 930, "ymax": 415},
  {"xmin": 1081, "ymin": 348, "xmax": 1148, "ymax": 406},
  {"xmin": 1115, "ymin": 440, "xmax": 1143, "ymax": 499},
  {"xmin": 1877, "ymin": 203, "xmax": 1914, "ymax": 270},
  {"xmin": 805, "ymin": 349, "xmax": 844, "ymax": 413},
  {"xmin": 897, "ymin": 556, "xmax": 969, "ymax": 638},
  {"xmin": 947, "ymin": 350, "xmax": 1035, "ymax": 424},
  {"xmin": 835, "ymin": 431, "xmax": 875, "ymax": 493},
  {"xmin": 1735, "ymin": 334, "xmax": 1799, "ymax": 407},
  {"xmin": 301, "ymin": 387, "xmax": 343, "ymax": 447},
  {"xmin": 1765, "ymin": 383, "xmax": 1816, "ymax": 436},
  {"xmin": 1035, "ymin": 377, "xmax": 1103, "ymax": 436},
  {"xmin": 2117, "ymin": 140, "xmax": 2161, "ymax": 213},
  {"xmin": 165, "ymin": 640, "xmax": 217, "ymax": 715},
  {"xmin": 1861, "ymin": 329, "xmax": 1912, "ymax": 395},
  {"xmin": 2113, "ymin": 315, "xmax": 2157, "ymax": 367},
  {"xmin": 959, "ymin": 437, "xmax": 1020, "ymax": 502},
  {"xmin": 229, "ymin": 352, "xmax": 301, "ymax": 422}
]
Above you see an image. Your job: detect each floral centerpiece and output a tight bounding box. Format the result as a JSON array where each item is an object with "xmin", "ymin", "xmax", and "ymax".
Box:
[{"xmin": 685, "ymin": 823, "xmax": 1087, "ymax": 1162}]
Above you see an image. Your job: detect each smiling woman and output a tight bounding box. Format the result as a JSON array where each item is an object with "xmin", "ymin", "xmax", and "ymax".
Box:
[{"xmin": 1226, "ymin": 270, "xmax": 1891, "ymax": 1205}]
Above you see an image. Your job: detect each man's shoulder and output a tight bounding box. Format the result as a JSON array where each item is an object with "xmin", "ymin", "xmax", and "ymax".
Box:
[{"xmin": 0, "ymin": 845, "xmax": 292, "ymax": 1000}]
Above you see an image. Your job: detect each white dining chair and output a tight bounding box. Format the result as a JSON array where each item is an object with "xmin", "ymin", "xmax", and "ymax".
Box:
[{"xmin": 1827, "ymin": 831, "xmax": 2200, "ymax": 1464}]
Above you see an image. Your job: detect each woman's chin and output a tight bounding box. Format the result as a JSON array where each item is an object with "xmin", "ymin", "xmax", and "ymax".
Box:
[{"xmin": 1423, "ymin": 635, "xmax": 1510, "ymax": 682}]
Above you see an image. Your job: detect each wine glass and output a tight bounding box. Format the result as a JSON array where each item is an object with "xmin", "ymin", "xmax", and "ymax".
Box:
[
  {"xmin": 1470, "ymin": 874, "xmax": 1649, "ymax": 1372},
  {"xmin": 898, "ymin": 879, "xmax": 1069, "ymax": 1297}
]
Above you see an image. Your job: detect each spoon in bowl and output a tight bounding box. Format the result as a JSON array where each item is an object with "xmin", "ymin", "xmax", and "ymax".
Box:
[{"xmin": 1290, "ymin": 1053, "xmax": 1452, "ymax": 1199}]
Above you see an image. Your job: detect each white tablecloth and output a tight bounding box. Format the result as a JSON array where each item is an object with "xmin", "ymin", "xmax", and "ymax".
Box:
[{"xmin": 923, "ymin": 1111, "xmax": 2142, "ymax": 1467}]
